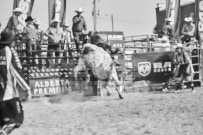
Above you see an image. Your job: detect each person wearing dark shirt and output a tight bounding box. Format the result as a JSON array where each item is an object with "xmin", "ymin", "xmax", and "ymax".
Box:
[
  {"xmin": 72, "ymin": 7, "xmax": 87, "ymax": 52},
  {"xmin": 159, "ymin": 18, "xmax": 173, "ymax": 40}
]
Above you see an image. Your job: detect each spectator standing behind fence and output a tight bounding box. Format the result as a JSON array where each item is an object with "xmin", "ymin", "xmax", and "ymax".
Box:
[
  {"xmin": 23, "ymin": 16, "xmax": 38, "ymax": 64},
  {"xmin": 44, "ymin": 18, "xmax": 62, "ymax": 64},
  {"xmin": 181, "ymin": 17, "xmax": 195, "ymax": 44},
  {"xmin": 33, "ymin": 19, "xmax": 44, "ymax": 46},
  {"xmin": 72, "ymin": 7, "xmax": 87, "ymax": 52},
  {"xmin": 61, "ymin": 23, "xmax": 74, "ymax": 56},
  {"xmin": 159, "ymin": 18, "xmax": 173, "ymax": 41},
  {"xmin": 3, "ymin": 8, "xmax": 23, "ymax": 47}
]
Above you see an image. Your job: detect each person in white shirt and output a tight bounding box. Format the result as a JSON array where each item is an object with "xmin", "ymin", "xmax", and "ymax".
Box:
[
  {"xmin": 61, "ymin": 23, "xmax": 74, "ymax": 56},
  {"xmin": 45, "ymin": 18, "xmax": 63, "ymax": 57},
  {"xmin": 181, "ymin": 17, "xmax": 196, "ymax": 43}
]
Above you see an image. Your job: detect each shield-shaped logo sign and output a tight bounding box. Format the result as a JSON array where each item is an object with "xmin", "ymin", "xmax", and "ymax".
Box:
[
  {"xmin": 114, "ymin": 55, "xmax": 118, "ymax": 60},
  {"xmin": 138, "ymin": 62, "xmax": 151, "ymax": 76}
]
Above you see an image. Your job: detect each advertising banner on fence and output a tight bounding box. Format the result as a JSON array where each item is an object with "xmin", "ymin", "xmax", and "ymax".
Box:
[
  {"xmin": 48, "ymin": 0, "xmax": 66, "ymax": 26},
  {"xmin": 13, "ymin": 0, "xmax": 35, "ymax": 32},
  {"xmin": 195, "ymin": 0, "xmax": 203, "ymax": 48},
  {"xmin": 132, "ymin": 51, "xmax": 175, "ymax": 83},
  {"xmin": 29, "ymin": 78, "xmax": 70, "ymax": 96},
  {"xmin": 98, "ymin": 31, "xmax": 125, "ymax": 52}
]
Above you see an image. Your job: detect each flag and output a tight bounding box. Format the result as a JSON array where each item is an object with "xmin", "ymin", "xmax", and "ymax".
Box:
[
  {"xmin": 48, "ymin": 0, "xmax": 66, "ymax": 26},
  {"xmin": 13, "ymin": 0, "xmax": 35, "ymax": 32},
  {"xmin": 165, "ymin": 0, "xmax": 181, "ymax": 38},
  {"xmin": 166, "ymin": 0, "xmax": 172, "ymax": 18},
  {"xmin": 172, "ymin": 0, "xmax": 181, "ymax": 38},
  {"xmin": 13, "ymin": 0, "xmax": 35, "ymax": 16}
]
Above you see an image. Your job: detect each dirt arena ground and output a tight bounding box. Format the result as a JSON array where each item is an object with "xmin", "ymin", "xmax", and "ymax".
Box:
[{"xmin": 11, "ymin": 87, "xmax": 203, "ymax": 135}]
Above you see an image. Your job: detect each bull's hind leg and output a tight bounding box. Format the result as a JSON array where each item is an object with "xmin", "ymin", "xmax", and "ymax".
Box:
[
  {"xmin": 110, "ymin": 65, "xmax": 123, "ymax": 99},
  {"xmin": 100, "ymin": 80, "xmax": 111, "ymax": 96}
]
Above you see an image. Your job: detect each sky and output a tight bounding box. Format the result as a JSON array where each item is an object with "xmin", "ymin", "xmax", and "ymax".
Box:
[{"xmin": 0, "ymin": 0, "xmax": 195, "ymax": 36}]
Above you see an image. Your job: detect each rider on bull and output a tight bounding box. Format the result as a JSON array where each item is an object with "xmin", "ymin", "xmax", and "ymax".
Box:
[
  {"xmin": 89, "ymin": 32, "xmax": 121, "ymax": 66},
  {"xmin": 72, "ymin": 7, "xmax": 87, "ymax": 53}
]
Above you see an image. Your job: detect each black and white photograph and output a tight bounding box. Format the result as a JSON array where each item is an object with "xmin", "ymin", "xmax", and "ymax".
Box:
[{"xmin": 0, "ymin": 0, "xmax": 203, "ymax": 135}]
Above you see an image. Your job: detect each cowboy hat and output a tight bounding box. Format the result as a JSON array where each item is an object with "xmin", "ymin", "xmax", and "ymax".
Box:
[
  {"xmin": 50, "ymin": 18, "xmax": 61, "ymax": 24},
  {"xmin": 75, "ymin": 7, "xmax": 84, "ymax": 13},
  {"xmin": 165, "ymin": 17, "xmax": 172, "ymax": 22},
  {"xmin": 62, "ymin": 23, "xmax": 69, "ymax": 27},
  {"xmin": 184, "ymin": 17, "xmax": 189, "ymax": 22},
  {"xmin": 188, "ymin": 17, "xmax": 193, "ymax": 22},
  {"xmin": 33, "ymin": 19, "xmax": 41, "ymax": 25},
  {"xmin": 25, "ymin": 16, "xmax": 34, "ymax": 22},
  {"xmin": 175, "ymin": 43, "xmax": 184, "ymax": 49},
  {"xmin": 13, "ymin": 7, "xmax": 22, "ymax": 13}
]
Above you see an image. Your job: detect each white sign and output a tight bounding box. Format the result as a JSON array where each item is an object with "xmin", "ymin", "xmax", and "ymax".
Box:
[
  {"xmin": 138, "ymin": 62, "xmax": 151, "ymax": 76},
  {"xmin": 153, "ymin": 62, "xmax": 171, "ymax": 72}
]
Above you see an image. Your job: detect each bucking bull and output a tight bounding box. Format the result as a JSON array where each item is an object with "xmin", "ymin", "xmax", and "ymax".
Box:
[{"xmin": 74, "ymin": 43, "xmax": 124, "ymax": 99}]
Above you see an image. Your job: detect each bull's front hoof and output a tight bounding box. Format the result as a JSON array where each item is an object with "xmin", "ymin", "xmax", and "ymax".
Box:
[{"xmin": 119, "ymin": 94, "xmax": 124, "ymax": 99}]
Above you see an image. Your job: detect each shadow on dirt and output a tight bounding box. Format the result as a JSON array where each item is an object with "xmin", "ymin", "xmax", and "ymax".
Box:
[{"xmin": 48, "ymin": 92, "xmax": 95, "ymax": 104}]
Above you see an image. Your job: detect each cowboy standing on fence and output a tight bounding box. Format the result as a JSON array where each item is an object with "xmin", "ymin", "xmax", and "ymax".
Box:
[
  {"xmin": 72, "ymin": 7, "xmax": 87, "ymax": 52},
  {"xmin": 0, "ymin": 31, "xmax": 31, "ymax": 135},
  {"xmin": 181, "ymin": 17, "xmax": 195, "ymax": 44}
]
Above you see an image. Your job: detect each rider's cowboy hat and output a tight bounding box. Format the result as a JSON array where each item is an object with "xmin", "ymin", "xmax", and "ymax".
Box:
[
  {"xmin": 50, "ymin": 18, "xmax": 61, "ymax": 24},
  {"xmin": 165, "ymin": 17, "xmax": 172, "ymax": 22},
  {"xmin": 90, "ymin": 34, "xmax": 105, "ymax": 44},
  {"xmin": 25, "ymin": 16, "xmax": 34, "ymax": 22},
  {"xmin": 75, "ymin": 7, "xmax": 84, "ymax": 13},
  {"xmin": 13, "ymin": 7, "xmax": 22, "ymax": 13}
]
